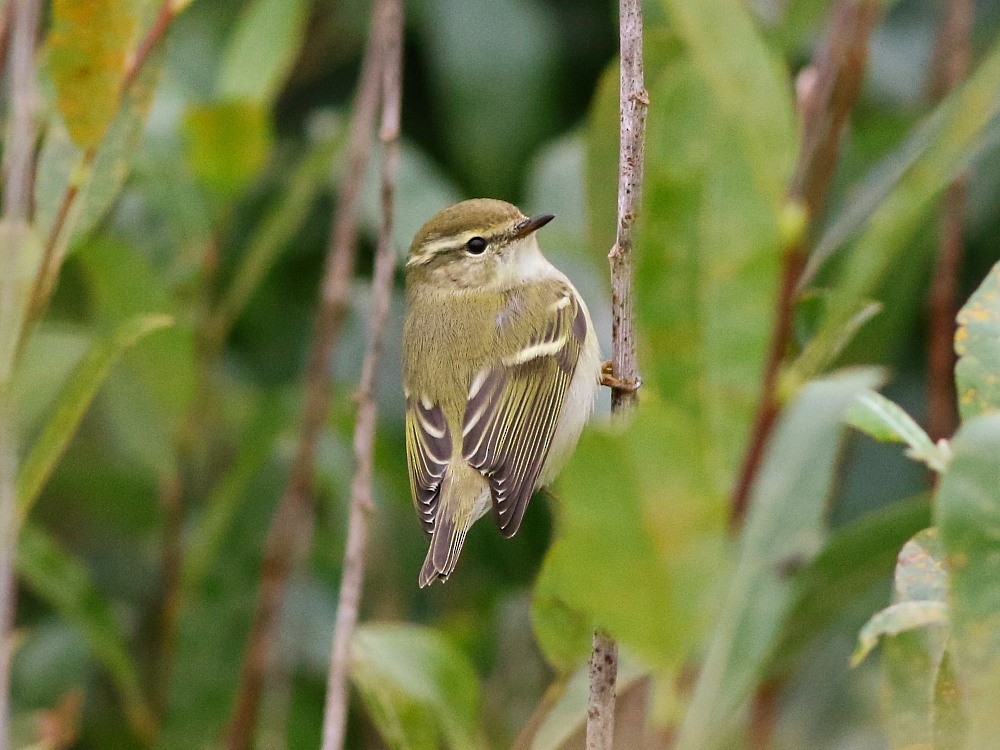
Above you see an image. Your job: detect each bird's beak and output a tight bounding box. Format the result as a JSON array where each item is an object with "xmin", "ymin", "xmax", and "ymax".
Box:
[{"xmin": 512, "ymin": 213, "xmax": 555, "ymax": 240}]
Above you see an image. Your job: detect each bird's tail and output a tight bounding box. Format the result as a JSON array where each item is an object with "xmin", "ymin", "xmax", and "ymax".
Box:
[{"xmin": 419, "ymin": 463, "xmax": 488, "ymax": 587}]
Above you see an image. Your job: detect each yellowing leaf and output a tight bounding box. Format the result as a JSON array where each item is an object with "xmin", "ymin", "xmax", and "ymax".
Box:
[
  {"xmin": 955, "ymin": 260, "xmax": 1000, "ymax": 420},
  {"xmin": 47, "ymin": 0, "xmax": 138, "ymax": 149}
]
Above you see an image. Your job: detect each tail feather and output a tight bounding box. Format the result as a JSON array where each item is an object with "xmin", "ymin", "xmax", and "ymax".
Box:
[{"xmin": 418, "ymin": 464, "xmax": 487, "ymax": 587}]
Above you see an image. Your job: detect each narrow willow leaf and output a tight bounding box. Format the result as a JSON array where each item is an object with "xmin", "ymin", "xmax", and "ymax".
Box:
[
  {"xmin": 675, "ymin": 369, "xmax": 881, "ymax": 750},
  {"xmin": 936, "ymin": 413, "xmax": 1000, "ymax": 748},
  {"xmin": 659, "ymin": 0, "xmax": 796, "ymax": 208},
  {"xmin": 15, "ymin": 314, "xmax": 173, "ymax": 525},
  {"xmin": 794, "ymin": 37, "xmax": 1000, "ymax": 380},
  {"xmin": 955, "ymin": 260, "xmax": 1000, "ymax": 420},
  {"xmin": 351, "ymin": 624, "xmax": 488, "ymax": 750},
  {"xmin": 47, "ymin": 0, "xmax": 137, "ymax": 148},
  {"xmin": 217, "ymin": 0, "xmax": 309, "ymax": 104},
  {"xmin": 16, "ymin": 522, "xmax": 154, "ymax": 741},
  {"xmin": 846, "ymin": 390, "xmax": 949, "ymax": 472},
  {"xmin": 853, "ymin": 601, "xmax": 949, "ymax": 666}
]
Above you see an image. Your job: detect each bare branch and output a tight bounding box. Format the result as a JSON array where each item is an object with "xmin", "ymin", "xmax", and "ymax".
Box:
[
  {"xmin": 0, "ymin": 0, "xmax": 42, "ymax": 745},
  {"xmin": 223, "ymin": 4, "xmax": 388, "ymax": 745},
  {"xmin": 927, "ymin": 0, "xmax": 973, "ymax": 441},
  {"xmin": 588, "ymin": 0, "xmax": 647, "ymax": 747},
  {"xmin": 730, "ymin": 0, "xmax": 879, "ymax": 528},
  {"xmin": 320, "ymin": 0, "xmax": 403, "ymax": 747}
]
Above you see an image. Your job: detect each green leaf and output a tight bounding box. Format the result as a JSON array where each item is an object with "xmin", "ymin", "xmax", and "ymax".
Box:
[
  {"xmin": 182, "ymin": 101, "xmax": 273, "ymax": 198},
  {"xmin": 76, "ymin": 237, "xmax": 196, "ymax": 472},
  {"xmin": 659, "ymin": 0, "xmax": 796, "ymax": 208},
  {"xmin": 351, "ymin": 624, "xmax": 487, "ymax": 750},
  {"xmin": 936, "ymin": 413, "xmax": 1000, "ymax": 748},
  {"xmin": 533, "ymin": 399, "xmax": 728, "ymax": 672},
  {"xmin": 853, "ymin": 601, "xmax": 949, "ymax": 666},
  {"xmin": 675, "ymin": 369, "xmax": 881, "ymax": 750},
  {"xmin": 47, "ymin": 0, "xmax": 137, "ymax": 149},
  {"xmin": 794, "ymin": 37, "xmax": 1000, "ymax": 380},
  {"xmin": 934, "ymin": 650, "xmax": 968, "ymax": 750},
  {"xmin": 846, "ymin": 389, "xmax": 949, "ymax": 472},
  {"xmin": 217, "ymin": 0, "xmax": 310, "ymax": 103},
  {"xmin": 0, "ymin": 221, "xmax": 44, "ymax": 385},
  {"xmin": 845, "ymin": 527, "xmax": 950, "ymax": 746},
  {"xmin": 771, "ymin": 495, "xmax": 932, "ymax": 676},
  {"xmin": 16, "ymin": 522, "xmax": 154, "ymax": 741},
  {"xmin": 35, "ymin": 33, "xmax": 163, "ymax": 254},
  {"xmin": 955, "ymin": 260, "xmax": 1000, "ymax": 420},
  {"xmin": 16, "ymin": 314, "xmax": 173, "ymax": 525},
  {"xmin": 861, "ymin": 528, "xmax": 950, "ymax": 748}
]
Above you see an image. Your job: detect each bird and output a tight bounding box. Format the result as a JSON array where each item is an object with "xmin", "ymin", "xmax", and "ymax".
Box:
[{"xmin": 402, "ymin": 198, "xmax": 602, "ymax": 587}]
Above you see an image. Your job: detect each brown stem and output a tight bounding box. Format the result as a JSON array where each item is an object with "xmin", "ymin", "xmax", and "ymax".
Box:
[
  {"xmin": 588, "ymin": 0, "xmax": 647, "ymax": 747},
  {"xmin": 123, "ymin": 0, "xmax": 175, "ymax": 92},
  {"xmin": 0, "ymin": 0, "xmax": 42, "ymax": 745},
  {"xmin": 730, "ymin": 250, "xmax": 805, "ymax": 529},
  {"xmin": 223, "ymin": 5, "xmax": 388, "ymax": 746},
  {"xmin": 320, "ymin": 0, "xmax": 403, "ymax": 746},
  {"xmin": 729, "ymin": 0, "xmax": 879, "ymax": 529},
  {"xmin": 0, "ymin": 1, "xmax": 12, "ymax": 86},
  {"xmin": 926, "ymin": 0, "xmax": 972, "ymax": 442}
]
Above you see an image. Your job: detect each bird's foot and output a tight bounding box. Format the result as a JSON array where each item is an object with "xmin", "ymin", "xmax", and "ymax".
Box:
[{"xmin": 600, "ymin": 360, "xmax": 642, "ymax": 392}]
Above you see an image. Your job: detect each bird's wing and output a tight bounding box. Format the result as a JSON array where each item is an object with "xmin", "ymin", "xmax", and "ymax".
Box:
[
  {"xmin": 405, "ymin": 394, "xmax": 451, "ymax": 536},
  {"xmin": 462, "ymin": 281, "xmax": 588, "ymax": 537}
]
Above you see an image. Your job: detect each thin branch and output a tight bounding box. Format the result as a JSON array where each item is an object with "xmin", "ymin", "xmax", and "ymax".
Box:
[
  {"xmin": 320, "ymin": 4, "xmax": 402, "ymax": 747},
  {"xmin": 0, "ymin": 1, "xmax": 42, "ymax": 746},
  {"xmin": 122, "ymin": 0, "xmax": 175, "ymax": 92},
  {"xmin": 926, "ymin": 0, "xmax": 972, "ymax": 442},
  {"xmin": 588, "ymin": 1, "xmax": 647, "ymax": 748},
  {"xmin": 223, "ymin": 5, "xmax": 388, "ymax": 746},
  {"xmin": 730, "ymin": 0, "xmax": 879, "ymax": 528}
]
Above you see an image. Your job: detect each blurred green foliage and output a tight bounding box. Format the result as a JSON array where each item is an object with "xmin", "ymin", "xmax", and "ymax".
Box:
[{"xmin": 5, "ymin": 0, "xmax": 1000, "ymax": 748}]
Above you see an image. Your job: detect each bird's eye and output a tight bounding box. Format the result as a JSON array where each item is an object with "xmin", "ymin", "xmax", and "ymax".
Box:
[{"xmin": 466, "ymin": 236, "xmax": 487, "ymax": 255}]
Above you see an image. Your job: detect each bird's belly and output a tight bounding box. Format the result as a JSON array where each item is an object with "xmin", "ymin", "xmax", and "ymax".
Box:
[{"xmin": 540, "ymin": 315, "xmax": 602, "ymax": 486}]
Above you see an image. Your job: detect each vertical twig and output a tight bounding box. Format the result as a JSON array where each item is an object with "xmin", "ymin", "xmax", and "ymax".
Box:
[
  {"xmin": 588, "ymin": 1, "xmax": 647, "ymax": 748},
  {"xmin": 730, "ymin": 0, "xmax": 879, "ymax": 528},
  {"xmin": 926, "ymin": 0, "xmax": 972, "ymax": 441},
  {"xmin": 0, "ymin": 1, "xmax": 42, "ymax": 746},
  {"xmin": 223, "ymin": 4, "xmax": 387, "ymax": 746},
  {"xmin": 320, "ymin": 3, "xmax": 403, "ymax": 746}
]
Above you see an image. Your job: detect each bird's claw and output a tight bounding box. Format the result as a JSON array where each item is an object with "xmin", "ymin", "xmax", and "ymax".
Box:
[{"xmin": 600, "ymin": 360, "xmax": 642, "ymax": 392}]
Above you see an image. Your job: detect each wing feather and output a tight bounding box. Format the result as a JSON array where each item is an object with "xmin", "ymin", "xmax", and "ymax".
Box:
[
  {"xmin": 405, "ymin": 396, "xmax": 451, "ymax": 535},
  {"xmin": 462, "ymin": 283, "xmax": 585, "ymax": 537}
]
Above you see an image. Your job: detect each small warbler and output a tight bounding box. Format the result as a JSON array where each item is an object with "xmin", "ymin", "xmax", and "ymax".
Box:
[{"xmin": 403, "ymin": 198, "xmax": 601, "ymax": 587}]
